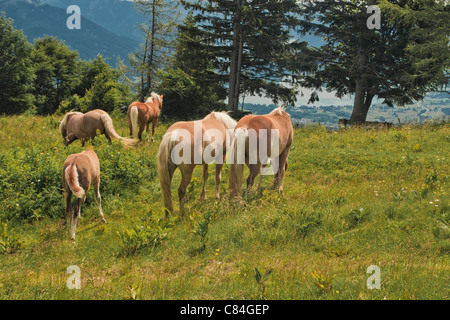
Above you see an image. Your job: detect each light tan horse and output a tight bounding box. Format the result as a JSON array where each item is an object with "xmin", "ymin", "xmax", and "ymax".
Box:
[
  {"xmin": 157, "ymin": 111, "xmax": 237, "ymax": 217},
  {"xmin": 62, "ymin": 148, "xmax": 106, "ymax": 240},
  {"xmin": 127, "ymin": 92, "xmax": 164, "ymax": 142},
  {"xmin": 229, "ymin": 107, "xmax": 293, "ymax": 198},
  {"xmin": 59, "ymin": 109, "xmax": 137, "ymax": 147}
]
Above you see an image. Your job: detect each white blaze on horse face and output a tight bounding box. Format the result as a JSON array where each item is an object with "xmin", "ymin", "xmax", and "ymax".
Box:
[
  {"xmin": 170, "ymin": 129, "xmax": 192, "ymax": 165},
  {"xmin": 203, "ymin": 129, "xmax": 224, "ymax": 164}
]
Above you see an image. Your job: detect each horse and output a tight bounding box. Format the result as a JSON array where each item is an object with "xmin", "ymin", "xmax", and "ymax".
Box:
[
  {"xmin": 229, "ymin": 106, "xmax": 293, "ymax": 198},
  {"xmin": 157, "ymin": 111, "xmax": 237, "ymax": 217},
  {"xmin": 59, "ymin": 109, "xmax": 137, "ymax": 147},
  {"xmin": 62, "ymin": 148, "xmax": 106, "ymax": 240},
  {"xmin": 127, "ymin": 92, "xmax": 164, "ymax": 142}
]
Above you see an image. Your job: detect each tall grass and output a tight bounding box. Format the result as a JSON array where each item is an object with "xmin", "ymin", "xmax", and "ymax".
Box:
[{"xmin": 0, "ymin": 115, "xmax": 448, "ymax": 299}]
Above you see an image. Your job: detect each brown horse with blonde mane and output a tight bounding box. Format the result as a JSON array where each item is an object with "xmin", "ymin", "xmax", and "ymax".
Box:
[
  {"xmin": 62, "ymin": 148, "xmax": 106, "ymax": 240},
  {"xmin": 229, "ymin": 107, "xmax": 293, "ymax": 198},
  {"xmin": 157, "ymin": 111, "xmax": 237, "ymax": 217},
  {"xmin": 127, "ymin": 92, "xmax": 163, "ymax": 142},
  {"xmin": 59, "ymin": 109, "xmax": 137, "ymax": 147}
]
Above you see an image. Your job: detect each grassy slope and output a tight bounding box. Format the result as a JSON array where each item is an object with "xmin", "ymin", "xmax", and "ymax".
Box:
[{"xmin": 0, "ymin": 114, "xmax": 448, "ymax": 300}]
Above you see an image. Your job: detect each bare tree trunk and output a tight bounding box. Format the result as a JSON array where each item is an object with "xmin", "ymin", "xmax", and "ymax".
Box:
[
  {"xmin": 228, "ymin": 0, "xmax": 242, "ymax": 113},
  {"xmin": 350, "ymin": 48, "xmax": 374, "ymax": 123}
]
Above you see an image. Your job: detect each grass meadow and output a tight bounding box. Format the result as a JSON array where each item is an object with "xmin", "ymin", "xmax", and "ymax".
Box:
[{"xmin": 0, "ymin": 112, "xmax": 448, "ymax": 300}]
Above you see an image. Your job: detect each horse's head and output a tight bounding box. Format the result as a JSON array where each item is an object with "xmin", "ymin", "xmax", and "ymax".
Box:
[{"xmin": 148, "ymin": 92, "xmax": 163, "ymax": 110}]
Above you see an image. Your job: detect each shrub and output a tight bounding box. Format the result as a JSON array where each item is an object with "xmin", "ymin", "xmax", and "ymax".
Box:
[
  {"xmin": 0, "ymin": 222, "xmax": 24, "ymax": 254},
  {"xmin": 117, "ymin": 217, "xmax": 171, "ymax": 257}
]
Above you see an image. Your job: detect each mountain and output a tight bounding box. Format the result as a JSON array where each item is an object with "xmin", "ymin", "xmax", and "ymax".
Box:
[
  {"xmin": 40, "ymin": 0, "xmax": 146, "ymax": 42},
  {"xmin": 0, "ymin": 0, "xmax": 140, "ymax": 63}
]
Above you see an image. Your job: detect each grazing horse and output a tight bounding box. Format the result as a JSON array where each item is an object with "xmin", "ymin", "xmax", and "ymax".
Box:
[
  {"xmin": 229, "ymin": 106, "xmax": 293, "ymax": 198},
  {"xmin": 157, "ymin": 111, "xmax": 237, "ymax": 217},
  {"xmin": 59, "ymin": 109, "xmax": 137, "ymax": 147},
  {"xmin": 127, "ymin": 92, "xmax": 164, "ymax": 142},
  {"xmin": 62, "ymin": 148, "xmax": 106, "ymax": 240}
]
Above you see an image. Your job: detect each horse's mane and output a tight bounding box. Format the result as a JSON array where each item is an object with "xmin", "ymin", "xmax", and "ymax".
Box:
[
  {"xmin": 270, "ymin": 106, "xmax": 288, "ymax": 116},
  {"xmin": 146, "ymin": 92, "xmax": 162, "ymax": 104},
  {"xmin": 210, "ymin": 111, "xmax": 237, "ymax": 130},
  {"xmin": 59, "ymin": 111, "xmax": 83, "ymax": 133}
]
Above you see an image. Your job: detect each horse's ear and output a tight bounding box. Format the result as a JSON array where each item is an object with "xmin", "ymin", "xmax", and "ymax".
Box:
[{"xmin": 160, "ymin": 95, "xmax": 164, "ymax": 99}]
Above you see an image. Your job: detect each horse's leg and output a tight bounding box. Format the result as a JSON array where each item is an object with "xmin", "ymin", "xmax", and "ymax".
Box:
[
  {"xmin": 146, "ymin": 123, "xmax": 150, "ymax": 142},
  {"xmin": 138, "ymin": 125, "xmax": 144, "ymax": 142},
  {"xmin": 258, "ymin": 165, "xmax": 266, "ymax": 192},
  {"xmin": 178, "ymin": 165, "xmax": 194, "ymax": 215},
  {"xmin": 214, "ymin": 163, "xmax": 223, "ymax": 199},
  {"xmin": 151, "ymin": 119, "xmax": 157, "ymax": 142},
  {"xmin": 200, "ymin": 164, "xmax": 208, "ymax": 200},
  {"xmin": 94, "ymin": 179, "xmax": 106, "ymax": 223},
  {"xmin": 70, "ymin": 195, "xmax": 86, "ymax": 240},
  {"xmin": 246, "ymin": 163, "xmax": 261, "ymax": 197},
  {"xmin": 274, "ymin": 148, "xmax": 290, "ymax": 196},
  {"xmin": 64, "ymin": 188, "xmax": 72, "ymax": 226}
]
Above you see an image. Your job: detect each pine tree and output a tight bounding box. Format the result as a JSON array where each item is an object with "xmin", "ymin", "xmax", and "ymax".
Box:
[
  {"xmin": 31, "ymin": 36, "xmax": 78, "ymax": 115},
  {"xmin": 130, "ymin": 0, "xmax": 180, "ymax": 102},
  {"xmin": 296, "ymin": 0, "xmax": 449, "ymax": 123},
  {"xmin": 157, "ymin": 13, "xmax": 227, "ymax": 119},
  {"xmin": 181, "ymin": 0, "xmax": 302, "ymax": 113}
]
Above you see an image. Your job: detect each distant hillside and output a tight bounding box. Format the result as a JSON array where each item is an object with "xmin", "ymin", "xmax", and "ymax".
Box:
[
  {"xmin": 41, "ymin": 0, "xmax": 146, "ymax": 42},
  {"xmin": 243, "ymin": 94, "xmax": 450, "ymax": 128},
  {"xmin": 0, "ymin": 0, "xmax": 139, "ymax": 63}
]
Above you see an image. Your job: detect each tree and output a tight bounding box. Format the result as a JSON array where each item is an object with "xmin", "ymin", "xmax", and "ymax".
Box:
[
  {"xmin": 296, "ymin": 0, "xmax": 450, "ymax": 123},
  {"xmin": 157, "ymin": 14, "xmax": 227, "ymax": 120},
  {"xmin": 0, "ymin": 14, "xmax": 34, "ymax": 114},
  {"xmin": 31, "ymin": 36, "xmax": 78, "ymax": 115},
  {"xmin": 181, "ymin": 0, "xmax": 303, "ymax": 113},
  {"xmin": 59, "ymin": 55, "xmax": 133, "ymax": 114},
  {"xmin": 130, "ymin": 0, "xmax": 179, "ymax": 102}
]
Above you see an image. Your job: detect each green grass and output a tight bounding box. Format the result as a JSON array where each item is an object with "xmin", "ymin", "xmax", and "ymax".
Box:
[{"xmin": 0, "ymin": 114, "xmax": 448, "ymax": 300}]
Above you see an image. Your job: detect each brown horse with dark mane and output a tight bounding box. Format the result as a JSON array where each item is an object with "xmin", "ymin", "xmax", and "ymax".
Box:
[
  {"xmin": 127, "ymin": 92, "xmax": 164, "ymax": 142},
  {"xmin": 59, "ymin": 109, "xmax": 137, "ymax": 147}
]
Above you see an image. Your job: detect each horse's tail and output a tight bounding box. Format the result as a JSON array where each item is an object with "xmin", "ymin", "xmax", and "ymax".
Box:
[
  {"xmin": 65, "ymin": 160, "xmax": 85, "ymax": 199},
  {"xmin": 157, "ymin": 132, "xmax": 177, "ymax": 216},
  {"xmin": 100, "ymin": 113, "xmax": 138, "ymax": 147},
  {"xmin": 129, "ymin": 105, "xmax": 139, "ymax": 138},
  {"xmin": 229, "ymin": 128, "xmax": 247, "ymax": 197}
]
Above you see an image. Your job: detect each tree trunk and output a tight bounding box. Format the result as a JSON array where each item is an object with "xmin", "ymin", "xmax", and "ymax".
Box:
[
  {"xmin": 350, "ymin": 79, "xmax": 369, "ymax": 123},
  {"xmin": 350, "ymin": 48, "xmax": 374, "ymax": 123},
  {"xmin": 139, "ymin": 0, "xmax": 156, "ymax": 102},
  {"xmin": 228, "ymin": 0, "xmax": 242, "ymax": 112}
]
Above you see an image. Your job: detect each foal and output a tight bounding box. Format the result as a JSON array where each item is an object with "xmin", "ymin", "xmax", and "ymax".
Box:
[{"xmin": 62, "ymin": 148, "xmax": 106, "ymax": 240}]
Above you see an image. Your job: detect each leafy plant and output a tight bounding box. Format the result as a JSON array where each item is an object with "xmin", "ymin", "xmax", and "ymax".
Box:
[
  {"xmin": 0, "ymin": 222, "xmax": 24, "ymax": 254},
  {"xmin": 344, "ymin": 208, "xmax": 368, "ymax": 229},
  {"xmin": 191, "ymin": 210, "xmax": 214, "ymax": 251},
  {"xmin": 311, "ymin": 271, "xmax": 335, "ymax": 293},
  {"xmin": 117, "ymin": 218, "xmax": 170, "ymax": 257},
  {"xmin": 254, "ymin": 267, "xmax": 273, "ymax": 299},
  {"xmin": 296, "ymin": 212, "xmax": 321, "ymax": 238}
]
